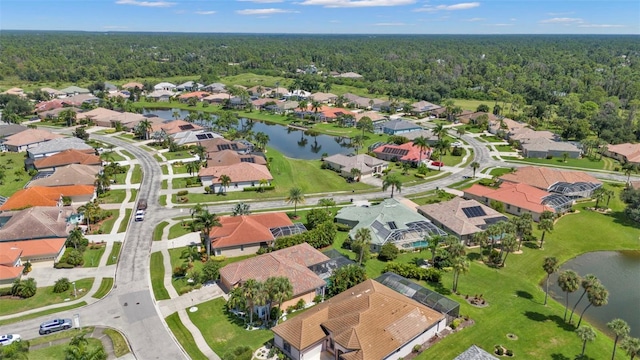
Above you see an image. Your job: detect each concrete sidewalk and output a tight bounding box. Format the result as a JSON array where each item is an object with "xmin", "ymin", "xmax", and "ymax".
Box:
[{"xmin": 157, "ymin": 283, "xmax": 225, "ymax": 318}]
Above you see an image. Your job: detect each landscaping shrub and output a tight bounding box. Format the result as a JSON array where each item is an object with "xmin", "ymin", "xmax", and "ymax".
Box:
[
  {"xmin": 211, "ymin": 255, "xmax": 226, "ymax": 262},
  {"xmin": 11, "ymin": 278, "xmax": 37, "ymax": 298},
  {"xmin": 286, "ymin": 306, "xmax": 295, "ymax": 314},
  {"xmin": 274, "ymin": 221, "xmax": 336, "ymax": 250},
  {"xmin": 176, "ymin": 190, "xmax": 189, "ymax": 196},
  {"xmin": 313, "ymin": 295, "xmax": 323, "ymax": 303},
  {"xmin": 22, "ymin": 261, "xmax": 32, "ymax": 274},
  {"xmin": 53, "ymin": 278, "xmax": 71, "ymax": 293},
  {"xmin": 306, "ymin": 208, "xmax": 331, "ymax": 230},
  {"xmin": 414, "ymin": 173, "xmax": 426, "ymax": 178},
  {"xmin": 413, "ymin": 345, "xmax": 421, "ymax": 353},
  {"xmin": 242, "ymin": 185, "xmax": 275, "ymax": 192},
  {"xmin": 383, "ymin": 262, "xmax": 442, "ymax": 283},
  {"xmin": 450, "ymin": 318, "xmax": 462, "ymax": 329},
  {"xmin": 451, "ymin": 146, "xmax": 463, "ymax": 156},
  {"xmin": 200, "ymin": 260, "xmax": 221, "ymax": 283},
  {"xmin": 377, "ymin": 243, "xmax": 399, "ymax": 261},
  {"xmin": 270, "ymin": 307, "xmax": 282, "ymax": 321},
  {"xmin": 0, "ymin": 287, "xmax": 12, "ymax": 296},
  {"xmin": 54, "ymin": 262, "xmax": 75, "ymax": 269},
  {"xmin": 496, "ymin": 346, "xmax": 504, "ymax": 356},
  {"xmin": 546, "ymin": 155, "xmax": 553, "ymax": 160},
  {"xmin": 204, "ymin": 186, "xmax": 211, "ymax": 193},
  {"xmin": 506, "ymin": 349, "xmax": 513, "ymax": 356},
  {"xmin": 336, "ymin": 223, "xmax": 351, "ymax": 232},
  {"xmin": 295, "ymin": 299, "xmax": 306, "ymax": 310},
  {"xmin": 59, "ymin": 248, "xmax": 84, "ymax": 267},
  {"xmin": 173, "ymin": 265, "xmax": 188, "ymax": 277}
]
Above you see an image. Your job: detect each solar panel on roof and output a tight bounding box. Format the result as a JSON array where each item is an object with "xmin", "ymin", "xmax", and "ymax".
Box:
[
  {"xmin": 462, "ymin": 206, "xmax": 486, "ymax": 218},
  {"xmin": 196, "ymin": 134, "xmax": 208, "ymax": 140},
  {"xmin": 217, "ymin": 144, "xmax": 231, "ymax": 151},
  {"xmin": 231, "ymin": 144, "xmax": 238, "ymax": 150},
  {"xmin": 372, "ymin": 220, "xmax": 391, "ymax": 239},
  {"xmin": 178, "ymin": 124, "xmax": 195, "ymax": 131},
  {"xmin": 388, "ymin": 221, "xmax": 398, "ymax": 229},
  {"xmin": 206, "ymin": 133, "xmax": 214, "ymax": 139},
  {"xmin": 240, "ymin": 158, "xmax": 255, "ymax": 163}
]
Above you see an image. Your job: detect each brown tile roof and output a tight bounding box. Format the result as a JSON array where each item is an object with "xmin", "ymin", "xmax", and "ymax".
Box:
[
  {"xmin": 121, "ymin": 82, "xmax": 144, "ymax": 89},
  {"xmin": 355, "ymin": 111, "xmax": 386, "ymax": 122},
  {"xmin": 35, "ymin": 99, "xmax": 65, "ymax": 113},
  {"xmin": 607, "ymin": 143, "xmax": 640, "ymax": 163},
  {"xmin": 34, "ymin": 149, "xmax": 101, "ymax": 170},
  {"xmin": 631, "ymin": 181, "xmax": 640, "ymax": 190},
  {"xmin": 2, "ymin": 129, "xmax": 63, "ymax": 147},
  {"xmin": 417, "ymin": 197, "xmax": 507, "ymax": 237},
  {"xmin": 464, "ymin": 182, "xmax": 555, "ymax": 214},
  {"xmin": 178, "ymin": 91, "xmax": 210, "ymax": 99},
  {"xmin": 0, "ymin": 238, "xmax": 65, "ymax": 260},
  {"xmin": 206, "ymin": 150, "xmax": 266, "ymax": 167},
  {"xmin": 0, "ymin": 243, "xmax": 22, "ymax": 265},
  {"xmin": 28, "ymin": 164, "xmax": 101, "ymax": 188},
  {"xmin": 76, "ymin": 107, "xmax": 122, "ymax": 122},
  {"xmin": 0, "ymin": 185, "xmax": 94, "ymax": 211},
  {"xmin": 0, "ymin": 206, "xmax": 74, "ymax": 241},
  {"xmin": 219, "ymin": 243, "xmax": 328, "ymax": 296},
  {"xmin": 200, "ymin": 138, "xmax": 249, "ymax": 154},
  {"xmin": 151, "ymin": 119, "xmax": 203, "ymax": 135},
  {"xmin": 210, "ymin": 213, "xmax": 293, "ymax": 249},
  {"xmin": 198, "ymin": 162, "xmax": 273, "ymax": 183},
  {"xmin": 499, "ymin": 166, "xmax": 601, "ymax": 191},
  {"xmin": 272, "ymin": 279, "xmax": 445, "ymax": 360}
]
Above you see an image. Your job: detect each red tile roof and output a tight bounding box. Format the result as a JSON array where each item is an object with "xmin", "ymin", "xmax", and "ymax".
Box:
[
  {"xmin": 0, "ymin": 243, "xmax": 22, "ymax": 265},
  {"xmin": 373, "ymin": 141, "xmax": 430, "ymax": 163},
  {"xmin": 0, "ymin": 185, "xmax": 95, "ymax": 210},
  {"xmin": 35, "ymin": 99, "xmax": 65, "ymax": 113},
  {"xmin": 0, "ymin": 265, "xmax": 24, "ymax": 281},
  {"xmin": 34, "ymin": 149, "xmax": 101, "ymax": 169},
  {"xmin": 0, "ymin": 239, "xmax": 66, "ymax": 259},
  {"xmin": 464, "ymin": 182, "xmax": 555, "ymax": 214},
  {"xmin": 178, "ymin": 91, "xmax": 210, "ymax": 99},
  {"xmin": 209, "ymin": 213, "xmax": 293, "ymax": 249}
]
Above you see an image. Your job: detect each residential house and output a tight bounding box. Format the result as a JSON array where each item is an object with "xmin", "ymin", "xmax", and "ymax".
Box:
[
  {"xmin": 401, "ymin": 129, "xmax": 439, "ymax": 145},
  {"xmin": 40, "ymin": 87, "xmax": 66, "ymax": 98},
  {"xmin": 488, "ymin": 117, "xmax": 527, "ymax": 137},
  {"xmin": 200, "ymin": 138, "xmax": 251, "ymax": 155},
  {"xmin": 273, "ymin": 101, "xmax": 299, "ymax": 115},
  {"xmin": 176, "ymin": 81, "xmax": 204, "ymax": 92},
  {"xmin": 209, "ymin": 213, "xmax": 305, "ymax": 257},
  {"xmin": 604, "ymin": 143, "xmax": 640, "ymax": 165},
  {"xmin": 151, "ymin": 119, "xmax": 203, "ymax": 137},
  {"xmin": 59, "ymin": 86, "xmax": 91, "ymax": 97},
  {"xmin": 0, "ymin": 239, "xmax": 67, "ymax": 264},
  {"xmin": 520, "ymin": 138, "xmax": 582, "ymax": 159},
  {"xmin": 38, "ymin": 107, "xmax": 82, "ymax": 120},
  {"xmin": 310, "ymin": 92, "xmax": 337, "ymax": 104},
  {"xmin": 335, "ymin": 198, "xmax": 447, "ymax": 252},
  {"xmin": 333, "ymin": 71, "xmax": 364, "ymax": 79},
  {"xmin": 206, "ymin": 150, "xmax": 266, "ymax": 168},
  {"xmin": 0, "ymin": 206, "xmax": 77, "ymax": 241},
  {"xmin": 251, "ymin": 98, "xmax": 281, "ymax": 110},
  {"xmin": 27, "ymin": 164, "xmax": 101, "ymax": 188},
  {"xmin": 1, "ymin": 128, "xmax": 63, "ymax": 152},
  {"xmin": 355, "ymin": 111, "xmax": 387, "ymax": 125},
  {"xmin": 372, "ymin": 142, "xmax": 431, "ymax": 165},
  {"xmin": 34, "ymin": 99, "xmax": 66, "ymax": 113},
  {"xmin": 272, "ymin": 279, "xmax": 446, "ymax": 360},
  {"xmin": 220, "ymin": 243, "xmax": 327, "ymax": 311},
  {"xmin": 454, "ymin": 345, "xmax": 499, "ymax": 360},
  {"xmin": 147, "ymin": 90, "xmax": 173, "ymax": 102},
  {"xmin": 172, "ymin": 131, "xmax": 222, "ymax": 147},
  {"xmin": 509, "ymin": 129, "xmax": 557, "ymax": 143},
  {"xmin": 267, "ymin": 87, "xmax": 289, "ymax": 98},
  {"xmin": 410, "ymin": 101, "xmax": 442, "ymax": 117},
  {"xmin": 103, "ymin": 82, "xmax": 118, "ymax": 94},
  {"xmin": 1, "ymin": 88, "xmax": 26, "ymax": 98},
  {"xmin": 203, "ymin": 83, "xmax": 227, "ymax": 93},
  {"xmin": 322, "ymin": 154, "xmax": 388, "ymax": 179},
  {"xmin": 463, "ymin": 182, "xmax": 573, "ymax": 221},
  {"xmin": 178, "ymin": 91, "xmax": 210, "ymax": 102},
  {"xmin": 76, "ymin": 107, "xmax": 123, "ymax": 127},
  {"xmin": 370, "ymin": 99, "xmax": 394, "ymax": 112},
  {"xmin": 629, "ymin": 181, "xmax": 640, "ymax": 190},
  {"xmin": 198, "ymin": 162, "xmax": 273, "ymax": 193},
  {"xmin": 297, "ymin": 106, "xmax": 355, "ymax": 123},
  {"xmin": 27, "ymin": 137, "xmax": 94, "ymax": 159},
  {"xmin": 121, "ymin": 82, "xmax": 144, "ymax": 90},
  {"xmin": 110, "ymin": 112, "xmax": 148, "ymax": 129},
  {"xmin": 0, "ymin": 124, "xmax": 27, "ymax": 151},
  {"xmin": 153, "ymin": 82, "xmax": 176, "ymax": 91},
  {"xmin": 202, "ymin": 93, "xmax": 230, "ymax": 104},
  {"xmin": 247, "ymin": 85, "xmax": 266, "ymax": 97},
  {"xmin": 417, "ymin": 197, "xmax": 508, "ymax": 245},
  {"xmin": 499, "ymin": 166, "xmax": 602, "ymax": 198},
  {"xmin": 33, "ymin": 149, "xmax": 102, "ymax": 171},
  {"xmin": 61, "ymin": 94, "xmax": 100, "ymax": 107},
  {"xmin": 0, "ymin": 244, "xmax": 23, "ymax": 286},
  {"xmin": 457, "ymin": 111, "xmax": 500, "ymax": 125},
  {"xmin": 0, "ymin": 185, "xmax": 96, "ymax": 211},
  {"xmin": 381, "ymin": 119, "xmax": 422, "ymax": 135},
  {"xmin": 343, "ymin": 93, "xmax": 373, "ymax": 109}
]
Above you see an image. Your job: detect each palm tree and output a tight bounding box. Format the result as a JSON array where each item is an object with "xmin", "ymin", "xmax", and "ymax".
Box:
[
  {"xmin": 470, "ymin": 161, "xmax": 480, "ymax": 178},
  {"xmin": 592, "ymin": 187, "xmax": 607, "ymax": 209},
  {"xmin": 512, "ymin": 212, "xmax": 532, "ymax": 251},
  {"xmin": 427, "ymin": 235, "xmax": 443, "ymax": 264},
  {"xmin": 185, "ymin": 161, "xmax": 196, "ymax": 176},
  {"xmin": 172, "ymin": 110, "xmax": 181, "ymax": 120},
  {"xmin": 608, "ymin": 319, "xmax": 631, "ymax": 360},
  {"xmin": 576, "ymin": 326, "xmax": 597, "ymax": 358},
  {"xmin": 254, "ymin": 132, "xmax": 270, "ymax": 151},
  {"xmin": 94, "ymin": 172, "xmax": 111, "ymax": 195},
  {"xmin": 59, "ymin": 108, "xmax": 78, "ymax": 127},
  {"xmin": 66, "ymin": 228, "xmax": 86, "ymax": 250},
  {"xmin": 241, "ymin": 279, "xmax": 261, "ymax": 325},
  {"xmin": 452, "ymin": 257, "xmax": 469, "ymax": 293},
  {"xmin": 218, "ymin": 174, "xmax": 231, "ymax": 194},
  {"xmin": 500, "ymin": 233, "xmax": 517, "ymax": 267},
  {"xmin": 286, "ymin": 187, "xmax": 305, "ymax": 216},
  {"xmin": 620, "ymin": 337, "xmax": 640, "ymax": 360},
  {"xmin": 354, "ymin": 228, "xmax": 372, "ymax": 265},
  {"xmin": 258, "ymin": 178, "xmax": 269, "ymax": 193},
  {"xmin": 382, "ymin": 173, "xmax": 402, "ymax": 198},
  {"xmin": 356, "ymin": 116, "xmax": 374, "ymax": 137},
  {"xmin": 623, "ymin": 163, "xmax": 638, "ymax": 184},
  {"xmin": 317, "ymin": 198, "xmax": 335, "ymax": 212},
  {"xmin": 570, "ymin": 274, "xmax": 600, "ymax": 325},
  {"xmin": 181, "ymin": 245, "xmax": 200, "ymax": 266},
  {"xmin": 351, "ymin": 135, "xmax": 364, "ymax": 154},
  {"xmin": 232, "ymin": 202, "xmax": 251, "ymax": 216},
  {"xmin": 557, "ymin": 270, "xmax": 580, "ymax": 321},
  {"xmin": 577, "ymin": 283, "xmax": 609, "ymax": 327},
  {"xmin": 190, "ymin": 203, "xmax": 205, "ymax": 219},
  {"xmin": 265, "ymin": 276, "xmax": 293, "ymax": 323},
  {"xmin": 433, "ymin": 123, "xmax": 447, "ymax": 139},
  {"xmin": 538, "ymin": 211, "xmax": 555, "ymax": 249},
  {"xmin": 139, "ymin": 118, "xmax": 153, "ymax": 140},
  {"xmin": 456, "ymin": 127, "xmax": 466, "ymax": 137},
  {"xmin": 413, "ymin": 136, "xmax": 429, "ymax": 164},
  {"xmin": 350, "ymin": 167, "xmax": 362, "ymax": 182},
  {"xmin": 542, "ymin": 256, "xmax": 559, "ymax": 305},
  {"xmin": 192, "ymin": 145, "xmax": 206, "ymax": 162},
  {"xmin": 193, "ymin": 209, "xmax": 221, "ymax": 257}
]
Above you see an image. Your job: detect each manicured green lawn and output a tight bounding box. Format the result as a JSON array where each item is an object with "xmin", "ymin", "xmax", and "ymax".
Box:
[
  {"xmin": 111, "ymin": 165, "xmax": 130, "ymax": 184},
  {"xmin": 82, "ymin": 245, "xmax": 105, "ymax": 267},
  {"xmin": 0, "ymin": 302, "xmax": 87, "ymax": 326},
  {"xmin": 131, "ymin": 164, "xmax": 142, "ymax": 184},
  {"xmin": 504, "ymin": 156, "xmax": 609, "ymax": 170},
  {"xmin": 129, "ymin": 188, "xmax": 137, "ymax": 202},
  {"xmin": 172, "ymin": 177, "xmax": 202, "ymax": 189},
  {"xmin": 106, "ymin": 242, "xmax": 122, "ymax": 265},
  {"xmin": 120, "ymin": 149, "xmax": 134, "ymax": 158},
  {"xmin": 154, "ymin": 221, "xmax": 169, "ymax": 241},
  {"xmin": 0, "ymin": 278, "xmax": 94, "ymax": 316},
  {"xmin": 164, "ymin": 151, "xmax": 194, "ymax": 160},
  {"xmin": 150, "ymin": 252, "xmax": 170, "ymax": 300},
  {"xmin": 493, "ymin": 144, "xmax": 514, "ymax": 152},
  {"xmin": 159, "ymin": 195, "xmax": 167, "ymax": 206},
  {"xmin": 161, "ymin": 180, "xmax": 168, "ymax": 189},
  {"xmin": 92, "ymin": 277, "xmax": 114, "ymax": 299},
  {"xmin": 172, "ymin": 163, "xmax": 189, "ymax": 174},
  {"xmin": 165, "ymin": 312, "xmax": 209, "ymax": 360},
  {"xmin": 0, "ymin": 152, "xmax": 30, "ymax": 197},
  {"xmin": 478, "ymin": 135, "xmax": 506, "ymax": 143},
  {"xmin": 154, "ymin": 154, "xmax": 164, "ymax": 162},
  {"xmin": 168, "ymin": 221, "xmax": 195, "ymax": 240},
  {"xmin": 117, "ymin": 209, "xmax": 132, "ymax": 233},
  {"xmin": 161, "ymin": 164, "xmax": 168, "ymax": 175},
  {"xmin": 101, "ymin": 151, "xmax": 125, "ymax": 162},
  {"xmin": 98, "ymin": 190, "xmax": 126, "ymax": 203},
  {"xmin": 188, "ymin": 297, "xmax": 273, "ymax": 355},
  {"xmin": 29, "ymin": 338, "xmax": 103, "ymax": 360},
  {"xmin": 98, "ymin": 210, "xmax": 119, "ymax": 234},
  {"xmin": 488, "ymin": 167, "xmax": 515, "ymax": 177},
  {"xmin": 103, "ymin": 328, "xmax": 130, "ymax": 357}
]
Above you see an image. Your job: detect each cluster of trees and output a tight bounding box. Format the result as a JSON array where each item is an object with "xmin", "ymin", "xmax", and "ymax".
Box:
[
  {"xmin": 226, "ymin": 276, "xmax": 293, "ymax": 327},
  {"xmin": 55, "ymin": 228, "xmax": 91, "ymax": 268},
  {"xmin": 273, "ymin": 220, "xmax": 336, "ymax": 250},
  {"xmin": 64, "ymin": 335, "xmax": 107, "ymax": 360},
  {"xmin": 621, "ymin": 185, "xmax": 640, "ymax": 223},
  {"xmin": 9, "ymin": 277, "xmax": 37, "ymax": 298}
]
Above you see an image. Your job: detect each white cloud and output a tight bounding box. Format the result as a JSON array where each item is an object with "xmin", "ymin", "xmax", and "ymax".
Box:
[
  {"xmin": 115, "ymin": 0, "xmax": 175, "ymax": 7},
  {"xmin": 298, "ymin": 0, "xmax": 416, "ymax": 8},
  {"xmin": 540, "ymin": 17, "xmax": 583, "ymax": 24},
  {"xmin": 465, "ymin": 17, "xmax": 485, "ymax": 22},
  {"xmin": 236, "ymin": 8, "xmax": 299, "ymax": 15},
  {"xmin": 103, "ymin": 25, "xmax": 129, "ymax": 29},
  {"xmin": 548, "ymin": 11, "xmax": 574, "ymax": 16},
  {"xmin": 414, "ymin": 2, "xmax": 480, "ymax": 12},
  {"xmin": 195, "ymin": 10, "xmax": 217, "ymax": 15},
  {"xmin": 579, "ymin": 24, "xmax": 625, "ymax": 28},
  {"xmin": 374, "ymin": 22, "xmax": 407, "ymax": 26}
]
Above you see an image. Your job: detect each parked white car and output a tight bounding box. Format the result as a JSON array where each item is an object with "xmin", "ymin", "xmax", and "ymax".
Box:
[
  {"xmin": 451, "ymin": 141, "xmax": 463, "ymax": 147},
  {"xmin": 0, "ymin": 334, "xmax": 21, "ymax": 346}
]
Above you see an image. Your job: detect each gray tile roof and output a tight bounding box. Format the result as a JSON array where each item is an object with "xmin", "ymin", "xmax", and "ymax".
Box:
[
  {"xmin": 27, "ymin": 137, "xmax": 93, "ymax": 157},
  {"xmin": 0, "ymin": 124, "xmax": 28, "ymax": 137},
  {"xmin": 521, "ymin": 138, "xmax": 581, "ymax": 152},
  {"xmin": 454, "ymin": 345, "xmax": 499, "ymax": 360},
  {"xmin": 383, "ymin": 119, "xmax": 421, "ymax": 131}
]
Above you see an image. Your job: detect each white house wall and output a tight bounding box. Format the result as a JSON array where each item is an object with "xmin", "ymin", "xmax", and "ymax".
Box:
[{"xmin": 383, "ymin": 318, "xmax": 446, "ymax": 360}]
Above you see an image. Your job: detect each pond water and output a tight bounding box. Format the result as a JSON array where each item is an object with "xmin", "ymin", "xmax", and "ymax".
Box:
[
  {"xmin": 143, "ymin": 109, "xmax": 353, "ymax": 160},
  {"xmin": 548, "ymin": 251, "xmax": 640, "ymax": 337}
]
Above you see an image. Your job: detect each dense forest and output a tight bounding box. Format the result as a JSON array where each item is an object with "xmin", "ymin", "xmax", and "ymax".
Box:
[{"xmin": 2, "ymin": 32, "xmax": 640, "ymax": 142}]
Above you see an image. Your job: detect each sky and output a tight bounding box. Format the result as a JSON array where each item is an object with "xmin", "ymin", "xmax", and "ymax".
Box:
[{"xmin": 1, "ymin": 0, "xmax": 639, "ymax": 34}]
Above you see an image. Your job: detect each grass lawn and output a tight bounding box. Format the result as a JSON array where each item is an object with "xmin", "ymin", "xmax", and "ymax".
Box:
[
  {"xmin": 504, "ymin": 156, "xmax": 608, "ymax": 171},
  {"xmin": 82, "ymin": 245, "xmax": 106, "ymax": 268},
  {"xmin": 171, "ymin": 163, "xmax": 189, "ymax": 174},
  {"xmin": 159, "ymin": 195, "xmax": 167, "ymax": 206},
  {"xmin": 453, "ymin": 99, "xmax": 512, "ymax": 112},
  {"xmin": 120, "ymin": 149, "xmax": 135, "ymax": 159},
  {"xmin": 150, "ymin": 252, "xmax": 170, "ymax": 301},
  {"xmin": 154, "ymin": 221, "xmax": 169, "ymax": 241},
  {"xmin": 0, "ymin": 152, "xmax": 30, "ymax": 197},
  {"xmin": 106, "ymin": 241, "xmax": 122, "ymax": 265},
  {"xmin": 161, "ymin": 180, "xmax": 168, "ymax": 189},
  {"xmin": 29, "ymin": 338, "xmax": 103, "ymax": 360},
  {"xmin": 98, "ymin": 190, "xmax": 126, "ymax": 204},
  {"xmin": 188, "ymin": 297, "xmax": 273, "ymax": 355},
  {"xmin": 488, "ymin": 167, "xmax": 516, "ymax": 177},
  {"xmin": 101, "ymin": 151, "xmax": 125, "ymax": 162},
  {"xmin": 165, "ymin": 312, "xmax": 209, "ymax": 360},
  {"xmin": 131, "ymin": 164, "xmax": 142, "ymax": 184},
  {"xmin": 493, "ymin": 144, "xmax": 514, "ymax": 152},
  {"xmin": 172, "ymin": 177, "xmax": 202, "ymax": 189},
  {"xmin": 112, "ymin": 165, "xmax": 130, "ymax": 184},
  {"xmin": 0, "ymin": 302, "xmax": 87, "ymax": 326},
  {"xmin": 154, "ymin": 154, "xmax": 164, "ymax": 162},
  {"xmin": 99, "ymin": 210, "xmax": 119, "ymax": 234},
  {"xmin": 117, "ymin": 209, "xmax": 132, "ymax": 233},
  {"xmin": 0, "ymin": 278, "xmax": 94, "ymax": 316},
  {"xmin": 114, "ymin": 135, "xmax": 136, "ymax": 143},
  {"xmin": 129, "ymin": 188, "xmax": 137, "ymax": 202},
  {"xmin": 92, "ymin": 278, "xmax": 114, "ymax": 299},
  {"xmin": 168, "ymin": 221, "xmax": 195, "ymax": 240},
  {"xmin": 103, "ymin": 328, "xmax": 130, "ymax": 357},
  {"xmin": 161, "ymin": 164, "xmax": 168, "ymax": 175},
  {"xmin": 163, "ymin": 151, "xmax": 193, "ymax": 161},
  {"xmin": 478, "ymin": 135, "xmax": 506, "ymax": 143}
]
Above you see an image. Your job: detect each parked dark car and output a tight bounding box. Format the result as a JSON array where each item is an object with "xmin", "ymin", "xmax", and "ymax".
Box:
[{"xmin": 39, "ymin": 318, "xmax": 72, "ymax": 335}]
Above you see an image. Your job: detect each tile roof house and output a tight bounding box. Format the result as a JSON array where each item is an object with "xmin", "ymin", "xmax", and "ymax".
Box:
[
  {"xmin": 1, "ymin": 88, "xmax": 26, "ymax": 98},
  {"xmin": 121, "ymin": 82, "xmax": 144, "ymax": 90},
  {"xmin": 37, "ymin": 106, "xmax": 82, "ymax": 120},
  {"xmin": 355, "ymin": 111, "xmax": 387, "ymax": 124},
  {"xmin": 206, "ymin": 150, "xmax": 266, "ymax": 168},
  {"xmin": 147, "ymin": 90, "xmax": 173, "ymax": 102},
  {"xmin": 373, "ymin": 141, "xmax": 431, "ymax": 165},
  {"xmin": 272, "ymin": 279, "xmax": 446, "ymax": 360},
  {"xmin": 463, "ymin": 182, "xmax": 573, "ymax": 221},
  {"xmin": 34, "ymin": 99, "xmax": 66, "ymax": 113},
  {"xmin": 499, "ymin": 166, "xmax": 602, "ymax": 198},
  {"xmin": 59, "ymin": 86, "xmax": 91, "ymax": 97},
  {"xmin": 209, "ymin": 212, "xmax": 305, "ymax": 257},
  {"xmin": 1, "ymin": 129, "xmax": 63, "ymax": 152},
  {"xmin": 488, "ymin": 117, "xmax": 527, "ymax": 137},
  {"xmin": 27, "ymin": 164, "xmax": 101, "ymax": 188},
  {"xmin": 178, "ymin": 91, "xmax": 210, "ymax": 102},
  {"xmin": 335, "ymin": 198, "xmax": 446, "ymax": 252},
  {"xmin": 151, "ymin": 120, "xmax": 203, "ymax": 136},
  {"xmin": 381, "ymin": 119, "xmax": 422, "ymax": 135},
  {"xmin": 76, "ymin": 107, "xmax": 123, "ymax": 127},
  {"xmin": 172, "ymin": 130, "xmax": 223, "ymax": 147},
  {"xmin": 0, "ymin": 238, "xmax": 66, "ymax": 263},
  {"xmin": 154, "ymin": 82, "xmax": 176, "ymax": 91},
  {"xmin": 604, "ymin": 143, "xmax": 640, "ymax": 165},
  {"xmin": 61, "ymin": 94, "xmax": 100, "ymax": 107},
  {"xmin": 454, "ymin": 345, "xmax": 499, "ymax": 360},
  {"xmin": 343, "ymin": 93, "xmax": 373, "ymax": 109},
  {"xmin": 0, "ymin": 243, "xmax": 24, "ymax": 285},
  {"xmin": 203, "ymin": 83, "xmax": 227, "ymax": 93},
  {"xmin": 33, "ymin": 149, "xmax": 102, "ymax": 171},
  {"xmin": 176, "ymin": 81, "xmax": 204, "ymax": 92},
  {"xmin": 401, "ymin": 129, "xmax": 439, "ymax": 144},
  {"xmin": 220, "ymin": 243, "xmax": 328, "ymax": 310},
  {"xmin": 203, "ymin": 93, "xmax": 231, "ymax": 104},
  {"xmin": 0, "ymin": 185, "xmax": 95, "ymax": 211},
  {"xmin": 200, "ymin": 138, "xmax": 251, "ymax": 155},
  {"xmin": 0, "ymin": 206, "xmax": 76, "ymax": 241},
  {"xmin": 417, "ymin": 197, "xmax": 508, "ymax": 245},
  {"xmin": 410, "ymin": 101, "xmax": 442, "ymax": 116},
  {"xmin": 40, "ymin": 87, "xmax": 66, "ymax": 98},
  {"xmin": 198, "ymin": 163, "xmax": 273, "ymax": 193},
  {"xmin": 0, "ymin": 124, "xmax": 28, "ymax": 145},
  {"xmin": 520, "ymin": 138, "xmax": 582, "ymax": 159},
  {"xmin": 323, "ymin": 154, "xmax": 388, "ymax": 179},
  {"xmin": 310, "ymin": 92, "xmax": 338, "ymax": 104},
  {"xmin": 27, "ymin": 137, "xmax": 94, "ymax": 159}
]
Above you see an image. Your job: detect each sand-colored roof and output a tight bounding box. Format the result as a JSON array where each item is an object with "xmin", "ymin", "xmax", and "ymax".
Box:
[
  {"xmin": 355, "ymin": 111, "xmax": 387, "ymax": 122},
  {"xmin": 151, "ymin": 119, "xmax": 203, "ymax": 135},
  {"xmin": 607, "ymin": 143, "xmax": 640, "ymax": 163},
  {"xmin": 34, "ymin": 149, "xmax": 101, "ymax": 170},
  {"xmin": 28, "ymin": 164, "xmax": 101, "ymax": 188},
  {"xmin": 206, "ymin": 150, "xmax": 266, "ymax": 167},
  {"xmin": 272, "ymin": 279, "xmax": 444, "ymax": 360},
  {"xmin": 2, "ymin": 129, "xmax": 63, "ymax": 147},
  {"xmin": 0, "ymin": 185, "xmax": 94, "ymax": 211},
  {"xmin": 198, "ymin": 162, "xmax": 273, "ymax": 183},
  {"xmin": 499, "ymin": 166, "xmax": 601, "ymax": 191},
  {"xmin": 0, "ymin": 206, "xmax": 74, "ymax": 241},
  {"xmin": 76, "ymin": 107, "xmax": 122, "ymax": 122},
  {"xmin": 417, "ymin": 197, "xmax": 508, "ymax": 237},
  {"xmin": 210, "ymin": 213, "xmax": 293, "ymax": 249},
  {"xmin": 464, "ymin": 182, "xmax": 555, "ymax": 214},
  {"xmin": 121, "ymin": 82, "xmax": 144, "ymax": 89},
  {"xmin": 200, "ymin": 138, "xmax": 249, "ymax": 154}
]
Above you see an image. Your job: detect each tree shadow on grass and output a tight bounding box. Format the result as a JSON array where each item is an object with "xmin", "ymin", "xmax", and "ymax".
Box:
[
  {"xmin": 429, "ymin": 281, "xmax": 452, "ymax": 296},
  {"xmin": 524, "ymin": 311, "xmax": 547, "ymax": 322},
  {"xmin": 551, "ymin": 354, "xmax": 570, "ymax": 360},
  {"xmin": 523, "ymin": 242, "xmax": 538, "ymax": 249},
  {"xmin": 467, "ymin": 253, "xmax": 482, "ymax": 262},
  {"xmin": 607, "ymin": 210, "xmax": 638, "ymax": 228},
  {"xmin": 547, "ymin": 314, "xmax": 576, "ymax": 332},
  {"xmin": 515, "ymin": 290, "xmax": 534, "ymax": 300}
]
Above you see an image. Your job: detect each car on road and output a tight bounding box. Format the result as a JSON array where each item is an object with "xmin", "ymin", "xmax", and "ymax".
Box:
[
  {"xmin": 0, "ymin": 334, "xmax": 21, "ymax": 346},
  {"xmin": 451, "ymin": 141, "xmax": 463, "ymax": 147},
  {"xmin": 135, "ymin": 210, "xmax": 145, "ymax": 222},
  {"xmin": 39, "ymin": 318, "xmax": 72, "ymax": 335}
]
